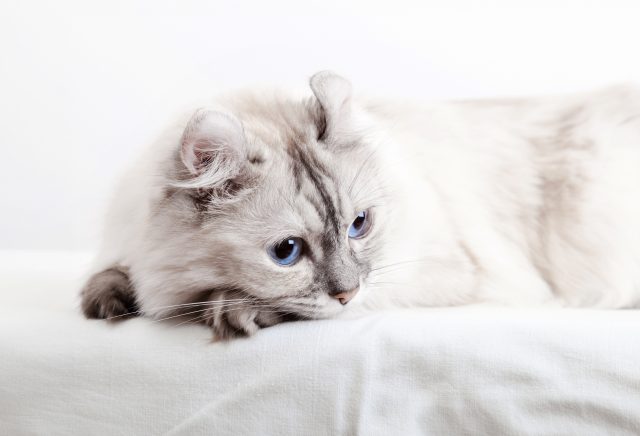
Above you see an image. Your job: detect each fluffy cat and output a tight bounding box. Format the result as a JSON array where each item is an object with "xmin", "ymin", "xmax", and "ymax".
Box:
[{"xmin": 81, "ymin": 71, "xmax": 640, "ymax": 339}]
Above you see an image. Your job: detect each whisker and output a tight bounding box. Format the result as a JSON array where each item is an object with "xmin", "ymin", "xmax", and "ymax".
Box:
[
  {"xmin": 348, "ymin": 148, "xmax": 378, "ymax": 196},
  {"xmin": 366, "ymin": 281, "xmax": 428, "ymax": 292},
  {"xmin": 151, "ymin": 300, "xmax": 255, "ymax": 323},
  {"xmin": 151, "ymin": 307, "xmax": 212, "ymax": 323},
  {"xmin": 352, "ymin": 185, "xmax": 387, "ymax": 206},
  {"xmin": 105, "ymin": 298, "xmax": 253, "ymax": 321},
  {"xmin": 369, "ymin": 258, "xmax": 432, "ymax": 271}
]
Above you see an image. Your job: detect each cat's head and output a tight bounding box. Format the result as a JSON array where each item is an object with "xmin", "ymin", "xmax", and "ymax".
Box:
[{"xmin": 143, "ymin": 72, "xmax": 394, "ymax": 320}]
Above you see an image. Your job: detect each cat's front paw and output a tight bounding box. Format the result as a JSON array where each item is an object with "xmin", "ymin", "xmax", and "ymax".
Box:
[
  {"xmin": 203, "ymin": 292, "xmax": 281, "ymax": 341},
  {"xmin": 80, "ymin": 266, "xmax": 139, "ymax": 321}
]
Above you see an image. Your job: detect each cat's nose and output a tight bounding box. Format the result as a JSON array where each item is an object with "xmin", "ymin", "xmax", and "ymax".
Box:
[{"xmin": 330, "ymin": 287, "xmax": 359, "ymax": 305}]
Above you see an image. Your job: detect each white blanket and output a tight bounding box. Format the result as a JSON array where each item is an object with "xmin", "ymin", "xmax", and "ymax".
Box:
[{"xmin": 1, "ymin": 251, "xmax": 640, "ymax": 435}]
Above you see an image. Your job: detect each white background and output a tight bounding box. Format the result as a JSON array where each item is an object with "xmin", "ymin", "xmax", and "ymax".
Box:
[{"xmin": 1, "ymin": 0, "xmax": 639, "ymax": 251}]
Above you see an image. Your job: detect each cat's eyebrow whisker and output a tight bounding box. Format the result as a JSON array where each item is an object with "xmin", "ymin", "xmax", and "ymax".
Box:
[
  {"xmin": 350, "ymin": 161, "xmax": 406, "ymax": 203},
  {"xmin": 352, "ymin": 185, "xmax": 389, "ymax": 203},
  {"xmin": 348, "ymin": 148, "xmax": 378, "ymax": 196}
]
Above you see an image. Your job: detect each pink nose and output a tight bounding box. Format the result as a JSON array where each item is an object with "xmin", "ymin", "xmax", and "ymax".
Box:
[{"xmin": 331, "ymin": 287, "xmax": 359, "ymax": 305}]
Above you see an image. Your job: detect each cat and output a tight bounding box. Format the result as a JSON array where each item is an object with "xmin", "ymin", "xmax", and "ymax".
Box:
[{"xmin": 81, "ymin": 71, "xmax": 640, "ymax": 340}]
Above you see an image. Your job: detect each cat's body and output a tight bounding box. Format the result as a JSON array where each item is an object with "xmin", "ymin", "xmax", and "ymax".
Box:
[{"xmin": 81, "ymin": 72, "xmax": 640, "ymax": 339}]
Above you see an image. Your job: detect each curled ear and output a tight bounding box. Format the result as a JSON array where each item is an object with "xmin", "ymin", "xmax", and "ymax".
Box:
[
  {"xmin": 178, "ymin": 109, "xmax": 247, "ymax": 189},
  {"xmin": 309, "ymin": 71, "xmax": 352, "ymax": 141}
]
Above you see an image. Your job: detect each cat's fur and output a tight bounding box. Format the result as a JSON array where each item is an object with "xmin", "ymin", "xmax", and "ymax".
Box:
[{"xmin": 81, "ymin": 71, "xmax": 640, "ymax": 339}]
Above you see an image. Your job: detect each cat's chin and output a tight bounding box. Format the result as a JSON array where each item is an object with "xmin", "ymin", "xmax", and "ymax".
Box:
[
  {"xmin": 307, "ymin": 291, "xmax": 367, "ymax": 320},
  {"xmin": 332, "ymin": 293, "xmax": 371, "ymax": 320},
  {"xmin": 301, "ymin": 279, "xmax": 368, "ymax": 320},
  {"xmin": 297, "ymin": 303, "xmax": 344, "ymax": 320}
]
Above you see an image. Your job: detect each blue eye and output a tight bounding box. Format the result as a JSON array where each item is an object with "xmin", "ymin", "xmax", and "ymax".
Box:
[
  {"xmin": 268, "ymin": 237, "xmax": 304, "ymax": 266},
  {"xmin": 348, "ymin": 210, "xmax": 371, "ymax": 239}
]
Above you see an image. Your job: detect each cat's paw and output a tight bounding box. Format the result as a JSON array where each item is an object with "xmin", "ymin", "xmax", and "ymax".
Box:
[
  {"xmin": 203, "ymin": 292, "xmax": 281, "ymax": 341},
  {"xmin": 80, "ymin": 267, "xmax": 139, "ymax": 321}
]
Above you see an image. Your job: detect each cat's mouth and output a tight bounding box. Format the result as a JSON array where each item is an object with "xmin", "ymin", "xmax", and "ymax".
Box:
[{"xmin": 280, "ymin": 279, "xmax": 369, "ymax": 330}]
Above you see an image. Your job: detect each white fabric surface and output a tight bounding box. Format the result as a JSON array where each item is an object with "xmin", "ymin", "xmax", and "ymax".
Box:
[{"xmin": 1, "ymin": 251, "xmax": 640, "ymax": 435}]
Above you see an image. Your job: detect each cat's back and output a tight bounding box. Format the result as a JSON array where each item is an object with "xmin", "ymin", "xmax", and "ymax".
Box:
[{"xmin": 365, "ymin": 85, "xmax": 640, "ymax": 307}]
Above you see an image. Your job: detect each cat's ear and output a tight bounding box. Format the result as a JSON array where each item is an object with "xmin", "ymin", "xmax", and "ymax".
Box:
[
  {"xmin": 310, "ymin": 71, "xmax": 352, "ymax": 141},
  {"xmin": 178, "ymin": 109, "xmax": 247, "ymax": 188},
  {"xmin": 180, "ymin": 109, "xmax": 245, "ymax": 176}
]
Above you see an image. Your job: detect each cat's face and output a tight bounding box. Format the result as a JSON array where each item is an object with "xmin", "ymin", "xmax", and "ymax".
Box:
[{"xmin": 147, "ymin": 72, "xmax": 390, "ymax": 319}]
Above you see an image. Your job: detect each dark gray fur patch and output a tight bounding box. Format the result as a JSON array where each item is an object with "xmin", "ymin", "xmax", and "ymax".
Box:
[
  {"xmin": 80, "ymin": 266, "xmax": 138, "ymax": 321},
  {"xmin": 284, "ymin": 137, "xmax": 365, "ymax": 294},
  {"xmin": 287, "ymin": 143, "xmax": 341, "ymax": 239}
]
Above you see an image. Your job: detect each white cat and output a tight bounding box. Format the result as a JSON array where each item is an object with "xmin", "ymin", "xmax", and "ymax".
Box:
[{"xmin": 81, "ymin": 71, "xmax": 640, "ymax": 339}]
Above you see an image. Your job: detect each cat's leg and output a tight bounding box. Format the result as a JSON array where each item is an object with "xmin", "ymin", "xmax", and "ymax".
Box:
[
  {"xmin": 202, "ymin": 290, "xmax": 282, "ymax": 341},
  {"xmin": 80, "ymin": 266, "xmax": 139, "ymax": 320}
]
